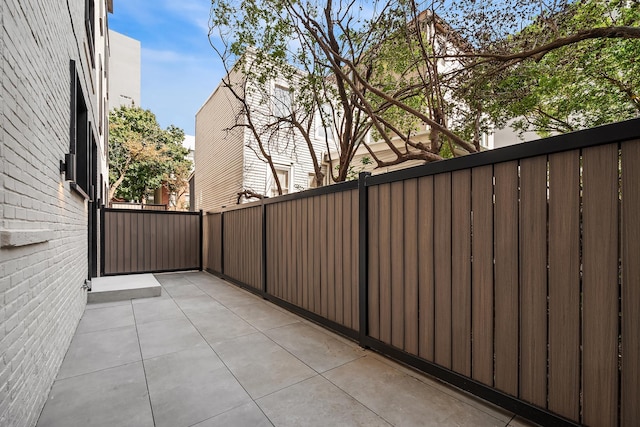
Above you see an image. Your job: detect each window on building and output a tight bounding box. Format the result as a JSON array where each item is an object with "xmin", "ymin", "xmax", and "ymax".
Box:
[
  {"xmin": 272, "ymin": 85, "xmax": 292, "ymax": 117},
  {"xmin": 315, "ymin": 104, "xmax": 334, "ymax": 141},
  {"xmin": 69, "ymin": 60, "xmax": 92, "ymax": 198},
  {"xmin": 269, "ymin": 167, "xmax": 290, "ymax": 197},
  {"xmin": 85, "ymin": 0, "xmax": 95, "ymax": 68}
]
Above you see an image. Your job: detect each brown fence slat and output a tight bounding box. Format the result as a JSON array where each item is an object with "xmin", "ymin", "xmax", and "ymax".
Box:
[
  {"xmin": 434, "ymin": 173, "xmax": 452, "ymax": 369},
  {"xmin": 328, "ymin": 193, "xmax": 337, "ymax": 322},
  {"xmin": 378, "ymin": 183, "xmax": 392, "ymax": 345},
  {"xmin": 403, "ymin": 179, "xmax": 419, "ymax": 354},
  {"xmin": 313, "ymin": 196, "xmax": 321, "ymax": 314},
  {"xmin": 342, "ymin": 191, "xmax": 353, "ymax": 329},
  {"xmin": 351, "ymin": 189, "xmax": 359, "ymax": 331},
  {"xmin": 582, "ymin": 143, "xmax": 619, "ymax": 426},
  {"xmin": 336, "ymin": 192, "xmax": 345, "ymax": 325},
  {"xmin": 391, "ymin": 180, "xmax": 404, "ymax": 349},
  {"xmin": 519, "ymin": 155, "xmax": 548, "ymax": 407},
  {"xmin": 548, "ymin": 150, "xmax": 580, "ymax": 421},
  {"xmin": 368, "ymin": 185, "xmax": 381, "ymax": 340},
  {"xmin": 494, "ymin": 161, "xmax": 519, "ymax": 396},
  {"xmin": 472, "ymin": 165, "xmax": 494, "ymax": 386},
  {"xmin": 621, "ymin": 140, "xmax": 640, "ymax": 427},
  {"xmin": 418, "ymin": 176, "xmax": 435, "ymax": 362},
  {"xmin": 451, "ymin": 169, "xmax": 471, "ymax": 377}
]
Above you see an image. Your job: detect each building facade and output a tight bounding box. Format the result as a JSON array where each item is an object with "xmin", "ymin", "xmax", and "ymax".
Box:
[
  {"xmin": 195, "ymin": 66, "xmax": 328, "ymax": 213},
  {"xmin": 0, "ymin": 0, "xmax": 111, "ymax": 424},
  {"xmin": 108, "ymin": 29, "xmax": 141, "ymax": 111}
]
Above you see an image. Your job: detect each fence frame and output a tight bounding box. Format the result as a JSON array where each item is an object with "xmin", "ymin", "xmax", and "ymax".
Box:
[{"xmin": 203, "ymin": 118, "xmax": 640, "ymax": 427}]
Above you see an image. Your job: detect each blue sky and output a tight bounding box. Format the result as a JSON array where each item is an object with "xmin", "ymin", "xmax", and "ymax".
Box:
[{"xmin": 109, "ymin": 0, "xmax": 223, "ymax": 135}]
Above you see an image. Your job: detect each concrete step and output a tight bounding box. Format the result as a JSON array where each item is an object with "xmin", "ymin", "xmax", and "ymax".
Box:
[{"xmin": 87, "ymin": 274, "xmax": 162, "ymax": 303}]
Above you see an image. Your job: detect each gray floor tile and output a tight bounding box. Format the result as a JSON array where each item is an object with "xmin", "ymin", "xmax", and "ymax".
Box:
[
  {"xmin": 75, "ymin": 304, "xmax": 134, "ymax": 334},
  {"xmin": 137, "ymin": 317, "xmax": 206, "ymax": 359},
  {"xmin": 133, "ymin": 298, "xmax": 185, "ymax": 324},
  {"xmin": 85, "ymin": 299, "xmax": 131, "ymax": 310},
  {"xmin": 203, "ymin": 286, "xmax": 263, "ymax": 308},
  {"xmin": 173, "ymin": 295, "xmax": 224, "ymax": 313},
  {"xmin": 324, "ymin": 356, "xmax": 505, "ymax": 427},
  {"xmin": 265, "ymin": 322, "xmax": 364, "ymax": 373},
  {"xmin": 131, "ymin": 292, "xmax": 172, "ymax": 305},
  {"xmin": 192, "ymin": 401, "xmax": 272, "ymax": 427},
  {"xmin": 187, "ymin": 308, "xmax": 257, "ymax": 345},
  {"xmin": 145, "ymin": 346, "xmax": 251, "ymax": 427},
  {"xmin": 37, "ymin": 362, "xmax": 153, "ymax": 427},
  {"xmin": 231, "ymin": 301, "xmax": 300, "ymax": 331},
  {"xmin": 163, "ymin": 283, "xmax": 206, "ymax": 298},
  {"xmin": 213, "ymin": 332, "xmax": 316, "ymax": 399},
  {"xmin": 257, "ymin": 375, "xmax": 390, "ymax": 427},
  {"xmin": 57, "ymin": 326, "xmax": 141, "ymax": 379}
]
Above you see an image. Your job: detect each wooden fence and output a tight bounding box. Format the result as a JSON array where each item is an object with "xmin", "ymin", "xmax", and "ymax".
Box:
[
  {"xmin": 102, "ymin": 209, "xmax": 202, "ymax": 275},
  {"xmin": 202, "ymin": 118, "xmax": 640, "ymax": 427}
]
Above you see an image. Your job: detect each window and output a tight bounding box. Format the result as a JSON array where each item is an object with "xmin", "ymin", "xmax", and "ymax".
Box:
[
  {"xmin": 315, "ymin": 103, "xmax": 334, "ymax": 141},
  {"xmin": 69, "ymin": 60, "xmax": 92, "ymax": 198},
  {"xmin": 272, "ymin": 85, "xmax": 291, "ymax": 117},
  {"xmin": 269, "ymin": 167, "xmax": 289, "ymax": 197},
  {"xmin": 85, "ymin": 0, "xmax": 95, "ymax": 68}
]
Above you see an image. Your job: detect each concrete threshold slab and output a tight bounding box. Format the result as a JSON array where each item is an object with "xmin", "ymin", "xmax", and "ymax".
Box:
[{"xmin": 88, "ymin": 274, "xmax": 162, "ymax": 303}]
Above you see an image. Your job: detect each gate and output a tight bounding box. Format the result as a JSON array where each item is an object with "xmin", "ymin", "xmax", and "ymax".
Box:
[{"xmin": 101, "ymin": 208, "xmax": 202, "ymax": 275}]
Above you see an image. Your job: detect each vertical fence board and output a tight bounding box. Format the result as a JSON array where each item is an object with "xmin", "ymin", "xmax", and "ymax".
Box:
[
  {"xmin": 301, "ymin": 200, "xmax": 309, "ymax": 310},
  {"xmin": 548, "ymin": 150, "xmax": 580, "ymax": 420},
  {"xmin": 297, "ymin": 199, "xmax": 304, "ymax": 306},
  {"xmin": 329, "ymin": 193, "xmax": 338, "ymax": 323},
  {"xmin": 368, "ymin": 186, "xmax": 380, "ymax": 340},
  {"xmin": 452, "ymin": 169, "xmax": 472, "ymax": 377},
  {"xmin": 472, "ymin": 165, "xmax": 494, "ymax": 385},
  {"xmin": 351, "ymin": 190, "xmax": 359, "ymax": 331},
  {"xmin": 336, "ymin": 192, "xmax": 345, "ymax": 325},
  {"xmin": 343, "ymin": 191, "xmax": 353, "ymax": 329},
  {"xmin": 621, "ymin": 140, "xmax": 640, "ymax": 427},
  {"xmin": 519, "ymin": 156, "xmax": 548, "ymax": 408},
  {"xmin": 434, "ymin": 173, "xmax": 452, "ymax": 369},
  {"xmin": 391, "ymin": 181, "xmax": 405, "ymax": 350},
  {"xmin": 404, "ymin": 179, "xmax": 419, "ymax": 354},
  {"xmin": 494, "ymin": 161, "xmax": 519, "ymax": 396},
  {"xmin": 379, "ymin": 183, "xmax": 392, "ymax": 345},
  {"xmin": 313, "ymin": 196, "xmax": 321, "ymax": 314},
  {"xmin": 312, "ymin": 196, "xmax": 324, "ymax": 317},
  {"xmin": 582, "ymin": 144, "xmax": 619, "ymax": 427},
  {"xmin": 418, "ymin": 176, "xmax": 435, "ymax": 362}
]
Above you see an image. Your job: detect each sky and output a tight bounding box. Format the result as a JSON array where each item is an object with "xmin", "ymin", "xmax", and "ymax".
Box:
[{"xmin": 109, "ymin": 0, "xmax": 224, "ymax": 136}]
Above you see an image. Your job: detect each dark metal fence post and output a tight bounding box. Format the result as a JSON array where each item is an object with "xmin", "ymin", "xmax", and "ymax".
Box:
[
  {"xmin": 100, "ymin": 207, "xmax": 105, "ymax": 276},
  {"xmin": 199, "ymin": 210, "xmax": 203, "ymax": 271},
  {"xmin": 220, "ymin": 211, "xmax": 225, "ymax": 277},
  {"xmin": 358, "ymin": 172, "xmax": 371, "ymax": 347}
]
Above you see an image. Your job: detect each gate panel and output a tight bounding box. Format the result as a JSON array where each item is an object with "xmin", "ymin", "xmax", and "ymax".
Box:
[{"xmin": 102, "ymin": 209, "xmax": 201, "ymax": 275}]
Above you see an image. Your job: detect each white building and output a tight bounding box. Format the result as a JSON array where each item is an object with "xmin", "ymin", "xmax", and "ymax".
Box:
[
  {"xmin": 195, "ymin": 60, "xmax": 328, "ymax": 212},
  {"xmin": 0, "ymin": 0, "xmax": 112, "ymax": 424},
  {"xmin": 108, "ymin": 30, "xmax": 141, "ymax": 111}
]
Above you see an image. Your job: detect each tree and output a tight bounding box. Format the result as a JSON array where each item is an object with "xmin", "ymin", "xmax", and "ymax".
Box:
[
  {"xmin": 209, "ymin": 0, "xmax": 640, "ymax": 178},
  {"xmin": 468, "ymin": 0, "xmax": 640, "ymax": 136},
  {"xmin": 108, "ymin": 106, "xmax": 191, "ymax": 203}
]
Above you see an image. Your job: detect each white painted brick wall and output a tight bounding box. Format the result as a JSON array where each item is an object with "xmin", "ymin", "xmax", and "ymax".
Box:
[{"xmin": 1, "ymin": 0, "xmax": 108, "ymax": 425}]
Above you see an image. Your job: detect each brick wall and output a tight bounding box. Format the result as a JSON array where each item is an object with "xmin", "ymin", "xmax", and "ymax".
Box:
[{"xmin": 0, "ymin": 0, "xmax": 108, "ymax": 425}]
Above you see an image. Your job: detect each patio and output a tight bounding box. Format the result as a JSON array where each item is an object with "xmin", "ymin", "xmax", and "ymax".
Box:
[{"xmin": 36, "ymin": 271, "xmax": 535, "ymax": 427}]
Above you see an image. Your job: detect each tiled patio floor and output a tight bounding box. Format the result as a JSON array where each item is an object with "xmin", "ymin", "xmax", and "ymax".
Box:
[{"xmin": 36, "ymin": 271, "xmax": 536, "ymax": 427}]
